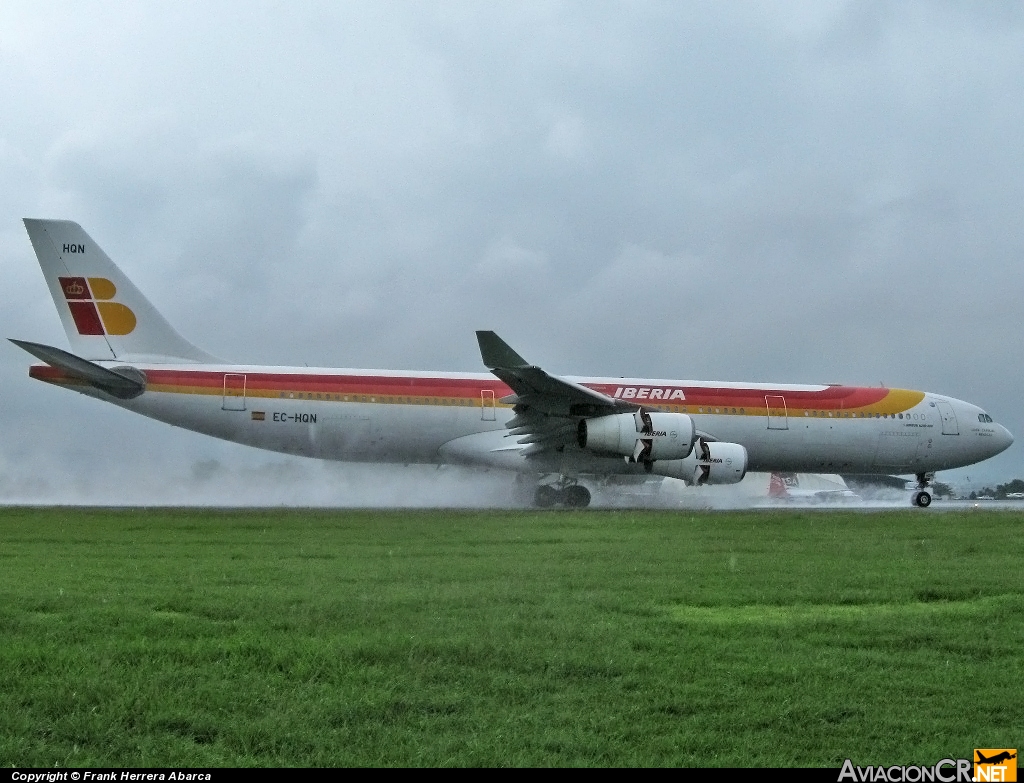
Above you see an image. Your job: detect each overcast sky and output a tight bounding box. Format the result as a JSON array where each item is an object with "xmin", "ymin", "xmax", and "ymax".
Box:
[{"xmin": 1, "ymin": 1, "xmax": 1021, "ymax": 503}]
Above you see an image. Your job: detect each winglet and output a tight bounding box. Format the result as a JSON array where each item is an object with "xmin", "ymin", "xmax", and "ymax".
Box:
[{"xmin": 476, "ymin": 331, "xmax": 530, "ymax": 369}]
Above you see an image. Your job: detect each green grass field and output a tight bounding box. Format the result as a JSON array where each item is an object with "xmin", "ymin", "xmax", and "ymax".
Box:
[{"xmin": 1, "ymin": 507, "xmax": 1021, "ymax": 767}]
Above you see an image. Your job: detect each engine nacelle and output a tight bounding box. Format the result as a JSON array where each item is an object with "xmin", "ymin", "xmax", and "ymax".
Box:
[
  {"xmin": 578, "ymin": 411, "xmax": 695, "ymax": 462},
  {"xmin": 653, "ymin": 440, "xmax": 748, "ymax": 485}
]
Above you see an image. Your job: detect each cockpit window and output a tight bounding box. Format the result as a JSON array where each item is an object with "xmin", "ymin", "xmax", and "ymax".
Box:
[{"xmin": 978, "ymin": 413, "xmax": 993, "ymax": 423}]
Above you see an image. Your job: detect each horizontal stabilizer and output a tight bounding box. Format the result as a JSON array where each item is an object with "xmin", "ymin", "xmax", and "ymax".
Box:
[{"xmin": 10, "ymin": 339, "xmax": 146, "ymax": 399}]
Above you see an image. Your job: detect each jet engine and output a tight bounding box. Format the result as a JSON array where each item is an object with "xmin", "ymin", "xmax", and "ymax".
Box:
[
  {"xmin": 577, "ymin": 411, "xmax": 696, "ymax": 463},
  {"xmin": 653, "ymin": 440, "xmax": 748, "ymax": 485}
]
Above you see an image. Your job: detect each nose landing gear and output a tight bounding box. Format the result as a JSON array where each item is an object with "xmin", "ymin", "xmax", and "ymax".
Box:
[{"xmin": 912, "ymin": 472, "xmax": 934, "ymax": 507}]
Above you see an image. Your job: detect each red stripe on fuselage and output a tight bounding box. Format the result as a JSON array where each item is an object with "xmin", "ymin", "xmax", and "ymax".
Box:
[
  {"xmin": 31, "ymin": 365, "xmax": 896, "ymax": 412},
  {"xmin": 146, "ymin": 370, "xmax": 891, "ymax": 410},
  {"xmin": 583, "ymin": 383, "xmax": 890, "ymax": 411},
  {"xmin": 29, "ymin": 365, "xmax": 87, "ymax": 385},
  {"xmin": 144, "ymin": 369, "xmax": 511, "ymax": 398}
]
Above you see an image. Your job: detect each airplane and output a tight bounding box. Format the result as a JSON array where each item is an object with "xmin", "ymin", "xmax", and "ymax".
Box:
[
  {"xmin": 766, "ymin": 472, "xmax": 859, "ymax": 503},
  {"xmin": 976, "ymin": 751, "xmax": 1016, "ymax": 765},
  {"xmin": 11, "ymin": 219, "xmax": 1015, "ymax": 509}
]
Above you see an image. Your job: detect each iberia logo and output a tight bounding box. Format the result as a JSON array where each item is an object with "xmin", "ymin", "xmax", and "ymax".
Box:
[
  {"xmin": 975, "ymin": 749, "xmax": 1017, "ymax": 782},
  {"xmin": 58, "ymin": 276, "xmax": 137, "ymax": 336}
]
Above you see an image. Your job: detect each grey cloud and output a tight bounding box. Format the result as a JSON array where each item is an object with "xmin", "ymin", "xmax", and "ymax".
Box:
[{"xmin": 0, "ymin": 1, "xmax": 1021, "ymax": 499}]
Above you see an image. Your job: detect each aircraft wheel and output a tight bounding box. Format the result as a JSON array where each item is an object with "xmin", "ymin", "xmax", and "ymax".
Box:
[
  {"xmin": 913, "ymin": 490, "xmax": 932, "ymax": 508},
  {"xmin": 563, "ymin": 485, "xmax": 592, "ymax": 509},
  {"xmin": 534, "ymin": 485, "xmax": 559, "ymax": 508}
]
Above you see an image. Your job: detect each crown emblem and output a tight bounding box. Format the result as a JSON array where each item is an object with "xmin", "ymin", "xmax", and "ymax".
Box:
[{"xmin": 65, "ymin": 282, "xmax": 85, "ymax": 296}]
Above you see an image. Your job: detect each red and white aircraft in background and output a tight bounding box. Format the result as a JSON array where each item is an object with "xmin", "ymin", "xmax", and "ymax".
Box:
[
  {"xmin": 767, "ymin": 472, "xmax": 859, "ymax": 503},
  {"xmin": 12, "ymin": 219, "xmax": 1014, "ymax": 508}
]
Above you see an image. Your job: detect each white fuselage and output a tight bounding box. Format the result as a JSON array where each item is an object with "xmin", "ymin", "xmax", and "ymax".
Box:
[{"xmin": 32, "ymin": 362, "xmax": 1014, "ymax": 479}]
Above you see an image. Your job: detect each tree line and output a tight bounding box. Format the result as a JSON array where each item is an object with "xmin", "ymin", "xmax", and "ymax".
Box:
[{"xmin": 966, "ymin": 478, "xmax": 1024, "ymax": 500}]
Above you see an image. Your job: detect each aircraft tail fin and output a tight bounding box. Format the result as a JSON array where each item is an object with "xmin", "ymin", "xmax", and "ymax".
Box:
[{"xmin": 22, "ymin": 219, "xmax": 219, "ymax": 363}]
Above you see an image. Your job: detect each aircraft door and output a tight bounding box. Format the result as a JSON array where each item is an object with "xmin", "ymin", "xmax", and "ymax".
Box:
[
  {"xmin": 936, "ymin": 401, "xmax": 959, "ymax": 435},
  {"xmin": 481, "ymin": 389, "xmax": 496, "ymax": 421},
  {"xmin": 765, "ymin": 395, "xmax": 788, "ymax": 430},
  {"xmin": 222, "ymin": 373, "xmax": 246, "ymax": 411}
]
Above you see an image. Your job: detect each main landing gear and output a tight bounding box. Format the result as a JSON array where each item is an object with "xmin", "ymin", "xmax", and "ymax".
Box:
[
  {"xmin": 912, "ymin": 472, "xmax": 934, "ymax": 508},
  {"xmin": 533, "ymin": 479, "xmax": 592, "ymax": 509}
]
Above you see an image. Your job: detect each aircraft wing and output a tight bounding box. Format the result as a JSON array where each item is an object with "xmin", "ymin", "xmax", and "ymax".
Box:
[
  {"xmin": 477, "ymin": 331, "xmax": 634, "ymax": 416},
  {"xmin": 476, "ymin": 331, "xmax": 636, "ymax": 459}
]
